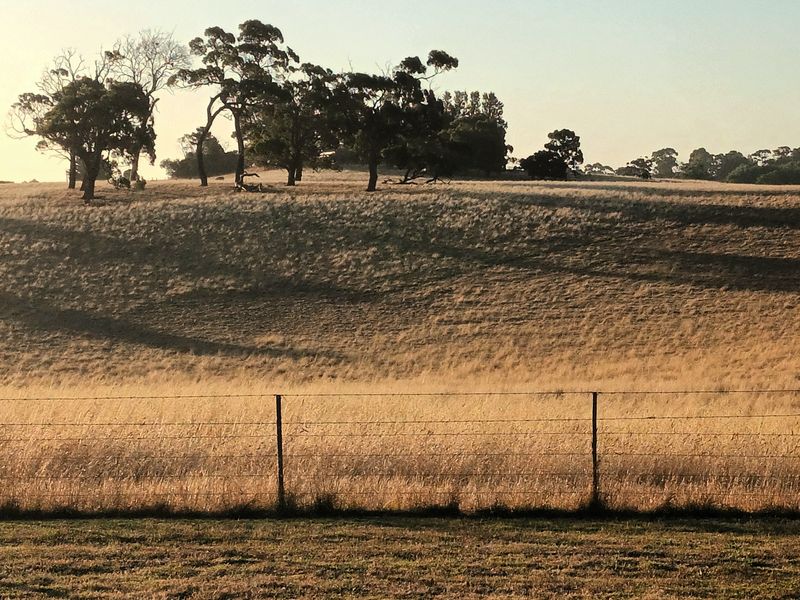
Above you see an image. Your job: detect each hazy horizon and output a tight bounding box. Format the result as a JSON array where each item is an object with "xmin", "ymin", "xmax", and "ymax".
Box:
[{"xmin": 1, "ymin": 0, "xmax": 798, "ymax": 183}]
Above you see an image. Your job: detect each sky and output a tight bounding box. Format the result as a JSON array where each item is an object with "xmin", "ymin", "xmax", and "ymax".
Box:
[{"xmin": 1, "ymin": 0, "xmax": 799, "ymax": 182}]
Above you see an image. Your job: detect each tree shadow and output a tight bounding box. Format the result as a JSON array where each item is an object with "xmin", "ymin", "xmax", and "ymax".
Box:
[
  {"xmin": 0, "ymin": 292, "xmax": 340, "ymax": 359},
  {"xmin": 464, "ymin": 189, "xmax": 800, "ymax": 231},
  {"xmin": 522, "ymin": 181, "xmax": 800, "ymax": 200},
  {"xmin": 333, "ymin": 219, "xmax": 800, "ymax": 293},
  {"xmin": 0, "ymin": 215, "xmax": 380, "ymax": 304}
]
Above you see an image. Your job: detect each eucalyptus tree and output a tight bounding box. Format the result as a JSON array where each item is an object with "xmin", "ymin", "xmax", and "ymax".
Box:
[
  {"xmin": 9, "ymin": 49, "xmax": 117, "ymax": 188},
  {"xmin": 246, "ymin": 63, "xmax": 341, "ymax": 186},
  {"xmin": 342, "ymin": 50, "xmax": 458, "ymax": 192},
  {"xmin": 110, "ymin": 30, "xmax": 189, "ymax": 181},
  {"xmin": 544, "ymin": 129, "xmax": 584, "ymax": 174},
  {"xmin": 650, "ymin": 148, "xmax": 679, "ymax": 179},
  {"xmin": 15, "ymin": 77, "xmax": 155, "ymax": 200},
  {"xmin": 172, "ymin": 20, "xmax": 298, "ymax": 187},
  {"xmin": 160, "ymin": 130, "xmax": 238, "ymax": 178}
]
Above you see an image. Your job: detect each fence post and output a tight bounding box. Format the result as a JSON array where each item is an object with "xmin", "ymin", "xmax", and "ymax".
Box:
[
  {"xmin": 275, "ymin": 394, "xmax": 286, "ymax": 512},
  {"xmin": 591, "ymin": 391, "xmax": 600, "ymax": 508}
]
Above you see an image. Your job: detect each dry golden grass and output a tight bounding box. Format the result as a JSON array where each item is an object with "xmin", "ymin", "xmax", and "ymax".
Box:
[{"xmin": 1, "ymin": 171, "xmax": 799, "ymax": 513}]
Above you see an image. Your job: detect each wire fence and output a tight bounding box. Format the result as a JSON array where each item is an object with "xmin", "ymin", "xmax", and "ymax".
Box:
[{"xmin": 0, "ymin": 389, "xmax": 799, "ymax": 513}]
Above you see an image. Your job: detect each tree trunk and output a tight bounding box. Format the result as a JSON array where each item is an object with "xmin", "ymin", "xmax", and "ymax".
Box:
[
  {"xmin": 367, "ymin": 153, "xmax": 379, "ymax": 192},
  {"xmin": 129, "ymin": 148, "xmax": 141, "ymax": 181},
  {"xmin": 82, "ymin": 177, "xmax": 96, "ymax": 201},
  {"xmin": 198, "ymin": 96, "xmax": 224, "ymax": 187},
  {"xmin": 196, "ymin": 132, "xmax": 208, "ymax": 187},
  {"xmin": 81, "ymin": 155, "xmax": 100, "ymax": 201},
  {"xmin": 294, "ymin": 161, "xmax": 303, "ymax": 182},
  {"xmin": 233, "ymin": 111, "xmax": 245, "ymax": 187},
  {"xmin": 68, "ymin": 151, "xmax": 77, "ymax": 189},
  {"xmin": 286, "ymin": 167, "xmax": 296, "ymax": 186}
]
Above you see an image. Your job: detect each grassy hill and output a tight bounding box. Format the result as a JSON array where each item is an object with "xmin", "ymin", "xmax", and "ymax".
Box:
[{"xmin": 1, "ymin": 171, "xmax": 799, "ymax": 392}]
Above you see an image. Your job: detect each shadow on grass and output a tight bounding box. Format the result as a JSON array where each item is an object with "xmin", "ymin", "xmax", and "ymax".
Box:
[
  {"xmin": 475, "ymin": 188, "xmax": 800, "ymax": 230},
  {"xmin": 2, "ymin": 497, "xmax": 800, "ymax": 527},
  {"xmin": 0, "ymin": 292, "xmax": 341, "ymax": 360}
]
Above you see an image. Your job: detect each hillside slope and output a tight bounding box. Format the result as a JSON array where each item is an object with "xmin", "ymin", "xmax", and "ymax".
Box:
[{"xmin": 1, "ymin": 173, "xmax": 799, "ymax": 390}]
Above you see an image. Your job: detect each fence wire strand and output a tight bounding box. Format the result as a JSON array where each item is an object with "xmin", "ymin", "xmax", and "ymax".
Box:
[{"xmin": 1, "ymin": 389, "xmax": 799, "ymax": 511}]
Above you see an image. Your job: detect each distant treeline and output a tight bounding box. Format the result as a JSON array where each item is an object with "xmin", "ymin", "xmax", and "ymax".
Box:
[
  {"xmin": 9, "ymin": 20, "xmax": 798, "ymax": 201},
  {"xmin": 517, "ymin": 134, "xmax": 800, "ymax": 184},
  {"xmin": 590, "ymin": 146, "xmax": 800, "ymax": 184}
]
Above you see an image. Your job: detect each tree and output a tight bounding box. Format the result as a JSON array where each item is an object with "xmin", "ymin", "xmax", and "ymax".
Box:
[
  {"xmin": 110, "ymin": 30, "xmax": 189, "ymax": 181},
  {"xmin": 616, "ymin": 158, "xmax": 653, "ymax": 179},
  {"xmin": 342, "ymin": 50, "xmax": 458, "ymax": 191},
  {"xmin": 22, "ymin": 77, "xmax": 155, "ymax": 200},
  {"xmin": 584, "ymin": 163, "xmax": 615, "ymax": 176},
  {"xmin": 246, "ymin": 63, "xmax": 340, "ymax": 185},
  {"xmin": 520, "ymin": 150, "xmax": 568, "ymax": 180},
  {"xmin": 773, "ymin": 146, "xmax": 794, "ymax": 164},
  {"xmin": 9, "ymin": 49, "xmax": 117, "ymax": 189},
  {"xmin": 715, "ymin": 151, "xmax": 750, "ymax": 181},
  {"xmin": 544, "ymin": 129, "xmax": 583, "ymax": 173},
  {"xmin": 650, "ymin": 148, "xmax": 679, "ymax": 179},
  {"xmin": 385, "ymin": 89, "xmax": 458, "ymax": 183},
  {"xmin": 682, "ymin": 147, "xmax": 718, "ymax": 180},
  {"xmin": 749, "ymin": 149, "xmax": 773, "ymax": 167},
  {"xmin": 173, "ymin": 21, "xmax": 298, "ymax": 187},
  {"xmin": 442, "ymin": 91, "xmax": 511, "ymax": 176},
  {"xmin": 160, "ymin": 130, "xmax": 238, "ymax": 178}
]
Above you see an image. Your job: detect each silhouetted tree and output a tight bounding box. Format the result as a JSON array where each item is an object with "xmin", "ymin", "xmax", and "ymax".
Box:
[
  {"xmin": 617, "ymin": 157, "xmax": 653, "ymax": 179},
  {"xmin": 246, "ymin": 63, "xmax": 340, "ymax": 185},
  {"xmin": 17, "ymin": 77, "xmax": 154, "ymax": 200},
  {"xmin": 9, "ymin": 49, "xmax": 117, "ymax": 189},
  {"xmin": 442, "ymin": 91, "xmax": 511, "ymax": 176},
  {"xmin": 160, "ymin": 130, "xmax": 238, "ymax": 178},
  {"xmin": 520, "ymin": 150, "xmax": 568, "ymax": 180},
  {"xmin": 342, "ymin": 50, "xmax": 458, "ymax": 191},
  {"xmin": 545, "ymin": 129, "xmax": 583, "ymax": 173},
  {"xmin": 110, "ymin": 30, "xmax": 189, "ymax": 181},
  {"xmin": 682, "ymin": 147, "xmax": 718, "ymax": 180},
  {"xmin": 773, "ymin": 146, "xmax": 793, "ymax": 162},
  {"xmin": 727, "ymin": 146, "xmax": 800, "ymax": 184},
  {"xmin": 715, "ymin": 151, "xmax": 750, "ymax": 181},
  {"xmin": 584, "ymin": 163, "xmax": 615, "ymax": 176},
  {"xmin": 749, "ymin": 148, "xmax": 773, "ymax": 167},
  {"xmin": 385, "ymin": 89, "xmax": 459, "ymax": 183},
  {"xmin": 650, "ymin": 148, "xmax": 679, "ymax": 178},
  {"xmin": 173, "ymin": 21, "xmax": 298, "ymax": 187}
]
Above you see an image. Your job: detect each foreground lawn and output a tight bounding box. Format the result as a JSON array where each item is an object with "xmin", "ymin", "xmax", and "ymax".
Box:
[{"xmin": 0, "ymin": 518, "xmax": 798, "ymax": 598}]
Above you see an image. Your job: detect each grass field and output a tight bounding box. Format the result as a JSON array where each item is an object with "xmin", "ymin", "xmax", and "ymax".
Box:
[
  {"xmin": 1, "ymin": 172, "xmax": 800, "ymax": 514},
  {"xmin": 2, "ymin": 171, "xmax": 799, "ymax": 390},
  {"xmin": 1, "ymin": 517, "xmax": 799, "ymax": 598}
]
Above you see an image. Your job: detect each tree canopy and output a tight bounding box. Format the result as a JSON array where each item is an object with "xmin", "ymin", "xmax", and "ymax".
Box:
[
  {"xmin": 13, "ymin": 76, "xmax": 154, "ymax": 200},
  {"xmin": 341, "ymin": 50, "xmax": 459, "ymax": 191},
  {"xmin": 172, "ymin": 20, "xmax": 298, "ymax": 187}
]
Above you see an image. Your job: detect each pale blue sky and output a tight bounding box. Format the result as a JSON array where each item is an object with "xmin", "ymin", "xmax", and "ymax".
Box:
[{"xmin": 1, "ymin": 0, "xmax": 798, "ymax": 181}]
